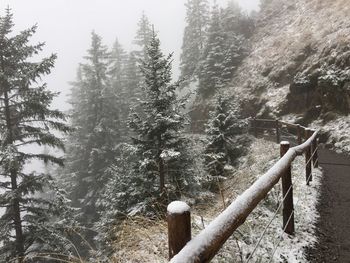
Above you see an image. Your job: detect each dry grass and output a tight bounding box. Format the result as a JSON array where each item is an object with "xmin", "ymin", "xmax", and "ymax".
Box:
[
  {"xmin": 111, "ymin": 216, "xmax": 168, "ymax": 263},
  {"xmin": 109, "ymin": 137, "xmax": 281, "ymax": 262},
  {"xmin": 110, "ymin": 135, "xmax": 322, "ymax": 262}
]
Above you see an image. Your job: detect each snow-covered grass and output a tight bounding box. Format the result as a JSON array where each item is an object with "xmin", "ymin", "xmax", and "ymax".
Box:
[
  {"xmin": 187, "ymin": 138, "xmax": 322, "ymax": 263},
  {"xmin": 110, "ymin": 137, "xmax": 322, "ymax": 262},
  {"xmin": 111, "ymin": 216, "xmax": 168, "ymax": 263},
  {"xmin": 312, "ymin": 115, "xmax": 350, "ymax": 154}
]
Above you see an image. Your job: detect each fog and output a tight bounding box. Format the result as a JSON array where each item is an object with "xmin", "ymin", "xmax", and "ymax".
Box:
[{"xmin": 1, "ymin": 0, "xmax": 260, "ymax": 110}]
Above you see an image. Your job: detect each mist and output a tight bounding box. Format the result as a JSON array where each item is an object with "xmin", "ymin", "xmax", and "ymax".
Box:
[{"xmin": 1, "ymin": 0, "xmax": 260, "ymax": 110}]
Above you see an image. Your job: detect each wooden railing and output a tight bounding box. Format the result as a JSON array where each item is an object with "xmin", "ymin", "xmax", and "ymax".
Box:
[{"xmin": 167, "ymin": 119, "xmax": 320, "ymax": 263}]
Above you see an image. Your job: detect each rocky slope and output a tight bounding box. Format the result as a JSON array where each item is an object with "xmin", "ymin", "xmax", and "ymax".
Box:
[{"xmin": 193, "ymin": 0, "xmax": 350, "ymax": 152}]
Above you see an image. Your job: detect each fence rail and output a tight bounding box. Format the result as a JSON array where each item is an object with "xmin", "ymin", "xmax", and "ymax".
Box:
[{"xmin": 167, "ymin": 119, "xmax": 320, "ymax": 263}]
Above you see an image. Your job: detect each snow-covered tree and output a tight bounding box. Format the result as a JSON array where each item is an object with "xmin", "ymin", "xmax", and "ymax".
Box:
[
  {"xmin": 198, "ymin": 2, "xmax": 249, "ymax": 97},
  {"xmin": 109, "ymin": 38, "xmax": 127, "ymax": 91},
  {"xmin": 65, "ymin": 32, "xmax": 120, "ymax": 228},
  {"xmin": 0, "ymin": 8, "xmax": 77, "ymax": 261},
  {"xmin": 180, "ymin": 0, "xmax": 210, "ymax": 83},
  {"xmin": 198, "ymin": 2, "xmax": 226, "ymax": 97},
  {"xmin": 133, "ymin": 12, "xmax": 153, "ymax": 63},
  {"xmin": 204, "ymin": 95, "xmax": 247, "ymax": 178},
  {"xmin": 108, "ymin": 38, "xmax": 129, "ymax": 140},
  {"xmin": 124, "ymin": 51, "xmax": 141, "ymax": 102},
  {"xmin": 129, "ymin": 30, "xmax": 193, "ymax": 209},
  {"xmin": 94, "ymin": 143, "xmax": 141, "ymax": 257}
]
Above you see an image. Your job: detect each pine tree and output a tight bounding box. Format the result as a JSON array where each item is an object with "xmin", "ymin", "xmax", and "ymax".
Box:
[
  {"xmin": 65, "ymin": 32, "xmax": 120, "ymax": 228},
  {"xmin": 198, "ymin": 2, "xmax": 226, "ymax": 97},
  {"xmin": 204, "ymin": 95, "xmax": 247, "ymax": 178},
  {"xmin": 180, "ymin": 0, "xmax": 210, "ymax": 83},
  {"xmin": 94, "ymin": 143, "xmax": 140, "ymax": 257},
  {"xmin": 108, "ymin": 38, "xmax": 129, "ymax": 140},
  {"xmin": 0, "ymin": 8, "xmax": 76, "ymax": 261},
  {"xmin": 221, "ymin": 2, "xmax": 248, "ymax": 84},
  {"xmin": 131, "ymin": 13, "xmax": 154, "ymax": 105},
  {"xmin": 124, "ymin": 51, "xmax": 141, "ymax": 102},
  {"xmin": 133, "ymin": 12, "xmax": 153, "ymax": 63},
  {"xmin": 198, "ymin": 1, "xmax": 249, "ymax": 96},
  {"xmin": 129, "ymin": 30, "xmax": 193, "ymax": 211}
]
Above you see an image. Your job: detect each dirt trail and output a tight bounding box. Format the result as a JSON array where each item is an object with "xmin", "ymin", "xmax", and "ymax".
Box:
[{"xmin": 307, "ymin": 149, "xmax": 350, "ymax": 263}]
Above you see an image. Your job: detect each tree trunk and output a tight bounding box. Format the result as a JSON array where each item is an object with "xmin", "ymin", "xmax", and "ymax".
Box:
[{"xmin": 3, "ymin": 89, "xmax": 25, "ymax": 262}]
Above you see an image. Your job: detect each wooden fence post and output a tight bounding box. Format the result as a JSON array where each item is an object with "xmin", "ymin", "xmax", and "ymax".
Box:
[
  {"xmin": 253, "ymin": 117, "xmax": 258, "ymax": 137},
  {"xmin": 280, "ymin": 141, "xmax": 295, "ymax": 235},
  {"xmin": 297, "ymin": 124, "xmax": 302, "ymax": 145},
  {"xmin": 313, "ymin": 137, "xmax": 319, "ymax": 168},
  {"xmin": 276, "ymin": 120, "xmax": 280, "ymax": 143},
  {"xmin": 305, "ymin": 129, "xmax": 313, "ymax": 185},
  {"xmin": 167, "ymin": 201, "xmax": 191, "ymax": 260}
]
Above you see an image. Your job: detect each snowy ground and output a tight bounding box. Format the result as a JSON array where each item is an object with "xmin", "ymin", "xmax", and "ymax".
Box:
[
  {"xmin": 312, "ymin": 116, "xmax": 350, "ymax": 155},
  {"xmin": 109, "ymin": 137, "xmax": 322, "ymax": 262}
]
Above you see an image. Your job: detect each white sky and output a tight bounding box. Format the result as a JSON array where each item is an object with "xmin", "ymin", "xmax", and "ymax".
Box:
[{"xmin": 0, "ymin": 0, "xmax": 260, "ymax": 110}]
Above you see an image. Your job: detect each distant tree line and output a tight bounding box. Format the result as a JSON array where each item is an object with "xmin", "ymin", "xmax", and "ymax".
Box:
[{"xmin": 180, "ymin": 0, "xmax": 254, "ymax": 97}]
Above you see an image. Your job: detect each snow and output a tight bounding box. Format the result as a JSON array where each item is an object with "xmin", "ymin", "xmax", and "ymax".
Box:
[
  {"xmin": 312, "ymin": 116, "xmax": 350, "ymax": 154},
  {"xmin": 167, "ymin": 201, "xmax": 191, "ymax": 214},
  {"xmin": 113, "ymin": 138, "xmax": 323, "ymax": 262},
  {"xmin": 170, "ymin": 132, "xmax": 319, "ymax": 262},
  {"xmin": 160, "ymin": 149, "xmax": 181, "ymax": 160},
  {"xmin": 280, "ymin": 141, "xmax": 290, "ymax": 145}
]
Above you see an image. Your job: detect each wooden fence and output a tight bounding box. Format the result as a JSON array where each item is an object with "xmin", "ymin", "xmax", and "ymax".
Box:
[{"xmin": 167, "ymin": 119, "xmax": 320, "ymax": 263}]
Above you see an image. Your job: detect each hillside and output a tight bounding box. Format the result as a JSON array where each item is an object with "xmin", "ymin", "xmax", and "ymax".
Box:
[
  {"xmin": 193, "ymin": 0, "xmax": 349, "ymax": 152},
  {"xmin": 235, "ymin": 0, "xmax": 349, "ymax": 149}
]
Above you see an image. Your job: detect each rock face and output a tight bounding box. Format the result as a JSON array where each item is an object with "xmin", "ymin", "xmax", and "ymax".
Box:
[
  {"xmin": 190, "ymin": 0, "xmax": 349, "ymax": 150},
  {"xmin": 227, "ymin": 0, "xmax": 350, "ymax": 121}
]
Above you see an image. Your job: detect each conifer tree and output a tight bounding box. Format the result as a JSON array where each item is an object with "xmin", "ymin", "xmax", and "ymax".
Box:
[
  {"xmin": 198, "ymin": 2, "xmax": 226, "ymax": 97},
  {"xmin": 129, "ymin": 30, "xmax": 193, "ymax": 209},
  {"xmin": 94, "ymin": 143, "xmax": 140, "ymax": 257},
  {"xmin": 198, "ymin": 1, "xmax": 249, "ymax": 97},
  {"xmin": 109, "ymin": 38, "xmax": 127, "ymax": 91},
  {"xmin": 0, "ymin": 8, "xmax": 76, "ymax": 261},
  {"xmin": 124, "ymin": 51, "xmax": 141, "ymax": 102},
  {"xmin": 109, "ymin": 38, "xmax": 129, "ymax": 140},
  {"xmin": 204, "ymin": 95, "xmax": 247, "ymax": 178},
  {"xmin": 220, "ymin": 1, "xmax": 249, "ymax": 84},
  {"xmin": 133, "ymin": 12, "xmax": 153, "ymax": 63},
  {"xmin": 180, "ymin": 0, "xmax": 210, "ymax": 83},
  {"xmin": 223, "ymin": 0, "xmax": 254, "ymax": 38},
  {"xmin": 131, "ymin": 13, "xmax": 154, "ymax": 104},
  {"xmin": 65, "ymin": 32, "xmax": 120, "ymax": 227}
]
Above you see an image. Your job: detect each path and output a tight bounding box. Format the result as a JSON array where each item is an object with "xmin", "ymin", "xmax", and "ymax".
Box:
[{"xmin": 307, "ymin": 149, "xmax": 350, "ymax": 263}]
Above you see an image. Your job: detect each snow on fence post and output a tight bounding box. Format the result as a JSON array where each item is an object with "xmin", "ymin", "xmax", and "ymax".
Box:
[
  {"xmin": 280, "ymin": 141, "xmax": 295, "ymax": 235},
  {"xmin": 305, "ymin": 128, "xmax": 313, "ymax": 185},
  {"xmin": 167, "ymin": 201, "xmax": 191, "ymax": 260},
  {"xmin": 313, "ymin": 137, "xmax": 319, "ymax": 168},
  {"xmin": 275, "ymin": 120, "xmax": 280, "ymax": 143},
  {"xmin": 297, "ymin": 124, "xmax": 303, "ymax": 145}
]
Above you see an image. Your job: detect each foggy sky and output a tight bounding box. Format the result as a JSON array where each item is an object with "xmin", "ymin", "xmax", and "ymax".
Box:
[{"xmin": 1, "ymin": 0, "xmax": 260, "ymax": 110}]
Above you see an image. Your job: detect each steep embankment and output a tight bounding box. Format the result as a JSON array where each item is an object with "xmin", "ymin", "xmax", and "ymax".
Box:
[
  {"xmin": 191, "ymin": 0, "xmax": 349, "ymax": 152},
  {"xmin": 229, "ymin": 0, "xmax": 350, "ymax": 151}
]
